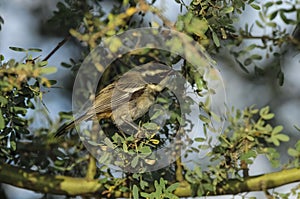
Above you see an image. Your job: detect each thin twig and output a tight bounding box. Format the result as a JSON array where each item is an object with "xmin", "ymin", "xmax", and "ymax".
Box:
[{"xmin": 42, "ymin": 34, "xmax": 71, "ymax": 61}]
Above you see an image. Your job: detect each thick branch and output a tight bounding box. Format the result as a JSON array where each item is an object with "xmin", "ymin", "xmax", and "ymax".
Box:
[
  {"xmin": 0, "ymin": 163, "xmax": 103, "ymax": 196},
  {"xmin": 1, "ymin": 163, "xmax": 300, "ymax": 197}
]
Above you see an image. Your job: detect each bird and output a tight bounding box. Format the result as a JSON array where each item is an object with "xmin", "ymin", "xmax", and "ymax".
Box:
[{"xmin": 55, "ymin": 62, "xmax": 173, "ymax": 137}]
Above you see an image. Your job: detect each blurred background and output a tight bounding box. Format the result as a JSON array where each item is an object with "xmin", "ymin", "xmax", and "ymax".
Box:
[{"xmin": 0, "ymin": 0, "xmax": 300, "ymax": 198}]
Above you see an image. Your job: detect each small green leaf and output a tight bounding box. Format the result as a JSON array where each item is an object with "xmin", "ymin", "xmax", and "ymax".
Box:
[
  {"xmin": 133, "ymin": 185, "xmax": 139, "ymax": 199},
  {"xmin": 212, "ymin": 31, "xmax": 220, "ymax": 47},
  {"xmin": 140, "ymin": 192, "xmax": 150, "ymax": 197},
  {"xmin": 269, "ymin": 11, "xmax": 278, "ymax": 20},
  {"xmin": 264, "ymin": 2, "xmax": 274, "ymax": 8},
  {"xmin": 61, "ymin": 62, "xmax": 72, "ymax": 68},
  {"xmin": 261, "ymin": 113, "xmax": 275, "ymax": 120},
  {"xmin": 104, "ymin": 137, "xmax": 115, "ymax": 149},
  {"xmin": 139, "ymin": 146, "xmax": 151, "ymax": 154},
  {"xmin": 223, "ymin": 6, "xmax": 234, "ymax": 14},
  {"xmin": 27, "ymin": 48, "xmax": 42, "ymax": 52},
  {"xmin": 10, "ymin": 141, "xmax": 16, "ymax": 151},
  {"xmin": 245, "ymin": 44, "xmax": 257, "ymax": 51},
  {"xmin": 199, "ymin": 115, "xmax": 211, "ymax": 123},
  {"xmin": 272, "ymin": 138, "xmax": 280, "ymax": 146},
  {"xmin": 143, "ymin": 122, "xmax": 159, "ymax": 130},
  {"xmin": 0, "ymin": 96, "xmax": 8, "ymax": 105},
  {"xmin": 272, "ymin": 125, "xmax": 283, "ymax": 135},
  {"xmin": 266, "ymin": 22, "xmax": 277, "ymax": 28},
  {"xmin": 259, "ymin": 106, "xmax": 270, "ymax": 116},
  {"xmin": 38, "ymin": 61, "xmax": 48, "ymax": 67},
  {"xmin": 275, "ymin": 134, "xmax": 289, "ymax": 142},
  {"xmin": 131, "ymin": 156, "xmax": 139, "ymax": 168},
  {"xmin": 39, "ymin": 67, "xmax": 57, "ymax": 74},
  {"xmin": 123, "ymin": 142, "xmax": 128, "ymax": 152},
  {"xmin": 48, "ymin": 80, "xmax": 57, "ymax": 85},
  {"xmin": 250, "ymin": 4, "xmax": 260, "ymax": 10},
  {"xmin": 0, "ymin": 110, "xmax": 5, "ymax": 129},
  {"xmin": 288, "ymin": 148, "xmax": 300, "ymax": 157},
  {"xmin": 166, "ymin": 182, "xmax": 180, "ymax": 192},
  {"xmin": 280, "ymin": 11, "xmax": 294, "ymax": 24},
  {"xmin": 9, "ymin": 46, "xmax": 26, "ymax": 52},
  {"xmin": 255, "ymin": 20, "xmax": 264, "ymax": 28},
  {"xmin": 251, "ymin": 54, "xmax": 262, "ymax": 60},
  {"xmin": 150, "ymin": 109, "xmax": 163, "ymax": 120},
  {"xmin": 195, "ymin": 137, "xmax": 205, "ymax": 142}
]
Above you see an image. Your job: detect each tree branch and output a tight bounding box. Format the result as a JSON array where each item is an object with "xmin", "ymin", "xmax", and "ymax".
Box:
[
  {"xmin": 1, "ymin": 163, "xmax": 300, "ymax": 197},
  {"xmin": 42, "ymin": 35, "xmax": 71, "ymax": 61},
  {"xmin": 0, "ymin": 163, "xmax": 103, "ymax": 196}
]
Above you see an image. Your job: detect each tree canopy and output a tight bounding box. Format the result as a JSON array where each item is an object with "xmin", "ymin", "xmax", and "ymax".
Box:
[{"xmin": 0, "ymin": 0, "xmax": 300, "ymax": 198}]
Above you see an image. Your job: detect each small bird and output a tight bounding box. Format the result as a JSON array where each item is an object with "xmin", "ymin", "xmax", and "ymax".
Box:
[{"xmin": 55, "ymin": 62, "xmax": 173, "ymax": 137}]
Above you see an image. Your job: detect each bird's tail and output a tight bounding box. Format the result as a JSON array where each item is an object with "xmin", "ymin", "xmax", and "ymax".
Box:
[
  {"xmin": 54, "ymin": 120, "xmax": 76, "ymax": 137},
  {"xmin": 54, "ymin": 113, "xmax": 92, "ymax": 137}
]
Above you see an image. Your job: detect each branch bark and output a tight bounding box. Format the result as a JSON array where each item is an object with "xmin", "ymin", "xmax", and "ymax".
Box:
[{"xmin": 1, "ymin": 163, "xmax": 300, "ymax": 197}]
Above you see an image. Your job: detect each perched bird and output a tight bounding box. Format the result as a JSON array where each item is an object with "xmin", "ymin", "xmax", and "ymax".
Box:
[{"xmin": 55, "ymin": 62, "xmax": 173, "ymax": 137}]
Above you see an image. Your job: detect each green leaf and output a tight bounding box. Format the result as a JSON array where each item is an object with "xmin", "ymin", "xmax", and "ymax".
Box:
[
  {"xmin": 199, "ymin": 115, "xmax": 211, "ymax": 123},
  {"xmin": 261, "ymin": 113, "xmax": 274, "ymax": 120},
  {"xmin": 245, "ymin": 44, "xmax": 257, "ymax": 51},
  {"xmin": 255, "ymin": 20, "xmax": 264, "ymax": 28},
  {"xmin": 166, "ymin": 182, "xmax": 180, "ymax": 193},
  {"xmin": 195, "ymin": 137, "xmax": 205, "ymax": 142},
  {"xmin": 275, "ymin": 134, "xmax": 289, "ymax": 142},
  {"xmin": 27, "ymin": 48, "xmax": 42, "ymax": 52},
  {"xmin": 0, "ymin": 96, "xmax": 8, "ymax": 105},
  {"xmin": 269, "ymin": 11, "xmax": 278, "ymax": 20},
  {"xmin": 0, "ymin": 110, "xmax": 5, "ymax": 129},
  {"xmin": 38, "ymin": 61, "xmax": 48, "ymax": 67},
  {"xmin": 250, "ymin": 4, "xmax": 260, "ymax": 10},
  {"xmin": 271, "ymin": 138, "xmax": 280, "ymax": 146},
  {"xmin": 48, "ymin": 80, "xmax": 57, "ymax": 85},
  {"xmin": 131, "ymin": 156, "xmax": 139, "ymax": 168},
  {"xmin": 10, "ymin": 141, "xmax": 16, "ymax": 151},
  {"xmin": 9, "ymin": 46, "xmax": 26, "ymax": 52},
  {"xmin": 123, "ymin": 142, "xmax": 128, "ymax": 152},
  {"xmin": 13, "ymin": 106, "xmax": 27, "ymax": 115},
  {"xmin": 272, "ymin": 125, "xmax": 283, "ymax": 135},
  {"xmin": 139, "ymin": 146, "xmax": 151, "ymax": 154},
  {"xmin": 223, "ymin": 6, "xmax": 234, "ymax": 14},
  {"xmin": 266, "ymin": 22, "xmax": 277, "ymax": 28},
  {"xmin": 143, "ymin": 122, "xmax": 159, "ymax": 130},
  {"xmin": 140, "ymin": 192, "xmax": 150, "ymax": 198},
  {"xmin": 280, "ymin": 11, "xmax": 294, "ymax": 24},
  {"xmin": 108, "ymin": 37, "xmax": 122, "ymax": 53},
  {"xmin": 104, "ymin": 137, "xmax": 115, "ymax": 149},
  {"xmin": 133, "ymin": 185, "xmax": 139, "ymax": 199},
  {"xmin": 288, "ymin": 148, "xmax": 300, "ymax": 157},
  {"xmin": 39, "ymin": 67, "xmax": 57, "ymax": 74},
  {"xmin": 212, "ymin": 31, "xmax": 220, "ymax": 47},
  {"xmin": 250, "ymin": 54, "xmax": 262, "ymax": 60},
  {"xmin": 264, "ymin": 2, "xmax": 274, "ymax": 8},
  {"xmin": 61, "ymin": 62, "xmax": 72, "ymax": 68}
]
